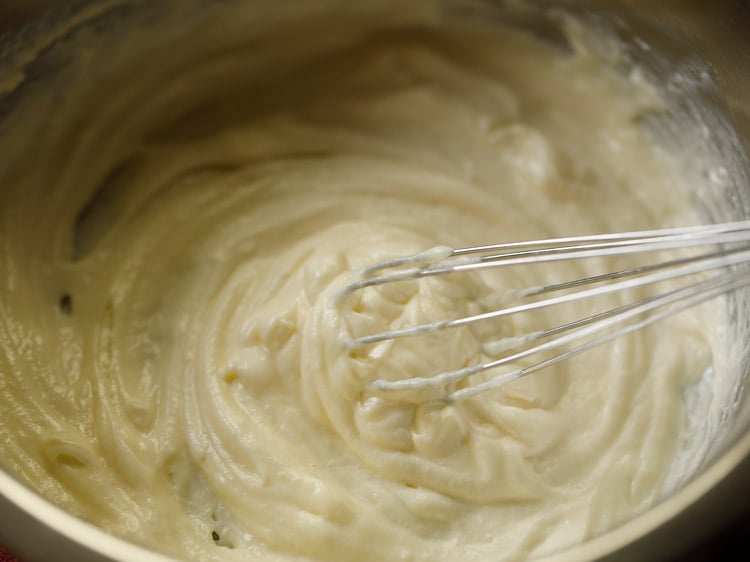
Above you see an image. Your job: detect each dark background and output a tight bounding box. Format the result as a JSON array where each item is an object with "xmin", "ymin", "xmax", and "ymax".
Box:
[{"xmin": 673, "ymin": 508, "xmax": 750, "ymax": 561}]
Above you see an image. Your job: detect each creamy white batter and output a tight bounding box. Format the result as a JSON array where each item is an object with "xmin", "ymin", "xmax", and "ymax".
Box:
[{"xmin": 0, "ymin": 2, "xmax": 721, "ymax": 561}]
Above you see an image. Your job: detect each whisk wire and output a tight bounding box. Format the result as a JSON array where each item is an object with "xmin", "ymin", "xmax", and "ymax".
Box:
[
  {"xmin": 345, "ymin": 228, "xmax": 750, "ymax": 295},
  {"xmin": 370, "ymin": 269, "xmax": 748, "ymax": 399},
  {"xmin": 341, "ymin": 220, "xmax": 750, "ymax": 400},
  {"xmin": 449, "ymin": 271, "xmax": 750, "ymax": 402},
  {"xmin": 348, "ymin": 247, "xmax": 750, "ymax": 347}
]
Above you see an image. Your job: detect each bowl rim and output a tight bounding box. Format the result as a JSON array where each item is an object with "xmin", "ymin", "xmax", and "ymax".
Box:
[
  {"xmin": 0, "ymin": 468, "xmax": 177, "ymax": 562},
  {"xmin": 1, "ymin": 428, "xmax": 749, "ymax": 561},
  {"xmin": 542, "ymin": 428, "xmax": 750, "ymax": 561}
]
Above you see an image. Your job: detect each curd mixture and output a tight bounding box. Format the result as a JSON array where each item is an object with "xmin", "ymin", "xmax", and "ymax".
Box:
[{"xmin": 0, "ymin": 2, "xmax": 721, "ymax": 561}]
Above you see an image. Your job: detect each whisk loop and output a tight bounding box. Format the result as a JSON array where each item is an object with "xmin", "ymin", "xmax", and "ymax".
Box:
[{"xmin": 340, "ymin": 220, "xmax": 750, "ymax": 402}]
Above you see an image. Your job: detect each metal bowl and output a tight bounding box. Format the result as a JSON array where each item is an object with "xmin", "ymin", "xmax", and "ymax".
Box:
[{"xmin": 1, "ymin": 1, "xmax": 749, "ymax": 560}]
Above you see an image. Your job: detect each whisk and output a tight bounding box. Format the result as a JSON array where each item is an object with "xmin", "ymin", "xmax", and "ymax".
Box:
[{"xmin": 339, "ymin": 220, "xmax": 750, "ymax": 402}]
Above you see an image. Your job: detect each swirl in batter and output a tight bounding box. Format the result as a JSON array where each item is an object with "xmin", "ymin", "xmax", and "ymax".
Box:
[{"xmin": 0, "ymin": 2, "xmax": 718, "ymax": 561}]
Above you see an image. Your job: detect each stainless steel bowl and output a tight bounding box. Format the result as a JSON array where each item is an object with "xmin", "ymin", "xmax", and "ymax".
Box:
[{"xmin": 1, "ymin": 1, "xmax": 749, "ymax": 560}]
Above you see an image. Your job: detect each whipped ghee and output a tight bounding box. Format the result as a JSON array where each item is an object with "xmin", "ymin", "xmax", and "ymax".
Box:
[{"xmin": 0, "ymin": 2, "xmax": 720, "ymax": 561}]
